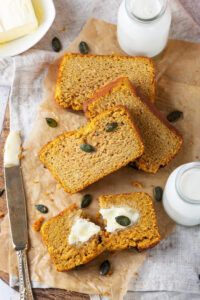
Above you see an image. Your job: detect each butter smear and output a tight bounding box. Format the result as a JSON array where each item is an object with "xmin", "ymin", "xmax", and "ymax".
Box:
[
  {"xmin": 4, "ymin": 131, "xmax": 21, "ymax": 167},
  {"xmin": 68, "ymin": 217, "xmax": 100, "ymax": 245}
]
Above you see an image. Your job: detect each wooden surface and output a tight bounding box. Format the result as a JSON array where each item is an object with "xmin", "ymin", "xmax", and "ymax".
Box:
[{"xmin": 0, "ymin": 107, "xmax": 89, "ymax": 299}]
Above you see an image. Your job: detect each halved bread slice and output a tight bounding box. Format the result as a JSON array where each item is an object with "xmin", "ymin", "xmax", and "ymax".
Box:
[
  {"xmin": 99, "ymin": 192, "xmax": 161, "ymax": 251},
  {"xmin": 41, "ymin": 204, "xmax": 105, "ymax": 271}
]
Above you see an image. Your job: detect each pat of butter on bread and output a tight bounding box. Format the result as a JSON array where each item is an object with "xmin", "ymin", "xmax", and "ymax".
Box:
[{"xmin": 0, "ymin": 0, "xmax": 38, "ymax": 43}]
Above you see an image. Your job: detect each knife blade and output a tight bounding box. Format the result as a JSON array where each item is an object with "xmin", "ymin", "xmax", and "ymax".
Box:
[{"xmin": 4, "ymin": 165, "xmax": 27, "ymax": 250}]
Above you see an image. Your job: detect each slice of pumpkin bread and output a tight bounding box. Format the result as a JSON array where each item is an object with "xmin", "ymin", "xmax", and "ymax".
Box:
[
  {"xmin": 84, "ymin": 77, "xmax": 183, "ymax": 173},
  {"xmin": 39, "ymin": 106, "xmax": 144, "ymax": 194},
  {"xmin": 99, "ymin": 193, "xmax": 161, "ymax": 251},
  {"xmin": 55, "ymin": 53, "xmax": 155, "ymax": 110},
  {"xmin": 41, "ymin": 204, "xmax": 105, "ymax": 271}
]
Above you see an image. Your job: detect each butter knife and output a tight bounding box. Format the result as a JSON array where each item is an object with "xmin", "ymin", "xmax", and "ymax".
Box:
[{"xmin": 4, "ymin": 131, "xmax": 34, "ymax": 300}]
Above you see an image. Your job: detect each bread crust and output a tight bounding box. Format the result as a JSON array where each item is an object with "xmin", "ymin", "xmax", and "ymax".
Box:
[
  {"xmin": 54, "ymin": 53, "xmax": 155, "ymax": 110},
  {"xmin": 39, "ymin": 105, "xmax": 144, "ymax": 194},
  {"xmin": 84, "ymin": 77, "xmax": 183, "ymax": 173}
]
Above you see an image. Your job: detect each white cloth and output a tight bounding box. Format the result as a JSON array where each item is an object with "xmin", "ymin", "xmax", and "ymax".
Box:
[{"xmin": 0, "ymin": 1, "xmax": 200, "ymax": 299}]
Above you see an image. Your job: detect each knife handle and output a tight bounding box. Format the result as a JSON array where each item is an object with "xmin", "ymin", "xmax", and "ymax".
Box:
[{"xmin": 17, "ymin": 249, "xmax": 34, "ymax": 300}]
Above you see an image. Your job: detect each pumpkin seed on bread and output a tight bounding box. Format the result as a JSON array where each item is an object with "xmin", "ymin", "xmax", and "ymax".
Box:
[
  {"xmin": 39, "ymin": 106, "xmax": 144, "ymax": 194},
  {"xmin": 54, "ymin": 53, "xmax": 155, "ymax": 110},
  {"xmin": 84, "ymin": 77, "xmax": 183, "ymax": 173}
]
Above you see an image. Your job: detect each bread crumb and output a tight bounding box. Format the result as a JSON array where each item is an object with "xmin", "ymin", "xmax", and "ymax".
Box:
[
  {"xmin": 0, "ymin": 212, "xmax": 4, "ymax": 218},
  {"xmin": 32, "ymin": 217, "xmax": 44, "ymax": 232},
  {"xmin": 96, "ymin": 212, "xmax": 101, "ymax": 218},
  {"xmin": 195, "ymin": 156, "xmax": 199, "ymax": 159},
  {"xmin": 20, "ymin": 147, "xmax": 24, "ymax": 152},
  {"xmin": 135, "ymin": 272, "xmax": 138, "ymax": 277},
  {"xmin": 18, "ymin": 131, "xmax": 21, "ymax": 135},
  {"xmin": 33, "ymin": 181, "xmax": 39, "ymax": 184},
  {"xmin": 45, "ymin": 192, "xmax": 50, "ymax": 196},
  {"xmin": 94, "ymin": 212, "xmax": 101, "ymax": 224},
  {"xmin": 131, "ymin": 181, "xmax": 143, "ymax": 188},
  {"xmin": 18, "ymin": 154, "xmax": 24, "ymax": 159},
  {"xmin": 57, "ymin": 184, "xmax": 62, "ymax": 189},
  {"xmin": 49, "ymin": 198, "xmax": 54, "ymax": 202},
  {"xmin": 61, "ymin": 26, "xmax": 66, "ymax": 32}
]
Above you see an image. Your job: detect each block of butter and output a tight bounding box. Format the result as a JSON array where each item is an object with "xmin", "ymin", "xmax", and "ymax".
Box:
[{"xmin": 0, "ymin": 0, "xmax": 38, "ymax": 43}]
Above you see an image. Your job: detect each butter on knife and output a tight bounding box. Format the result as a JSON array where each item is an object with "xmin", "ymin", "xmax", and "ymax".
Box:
[
  {"xmin": 0, "ymin": 0, "xmax": 38, "ymax": 44},
  {"xmin": 4, "ymin": 131, "xmax": 21, "ymax": 167}
]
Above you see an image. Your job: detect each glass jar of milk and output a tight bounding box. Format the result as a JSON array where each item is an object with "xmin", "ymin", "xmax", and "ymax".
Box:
[
  {"xmin": 163, "ymin": 162, "xmax": 200, "ymax": 226},
  {"xmin": 117, "ymin": 0, "xmax": 171, "ymax": 57}
]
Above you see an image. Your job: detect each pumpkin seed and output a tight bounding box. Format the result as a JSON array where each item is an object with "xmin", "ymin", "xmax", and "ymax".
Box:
[
  {"xmin": 167, "ymin": 110, "xmax": 183, "ymax": 122},
  {"xmin": 0, "ymin": 189, "xmax": 5, "ymax": 197},
  {"xmin": 79, "ymin": 41, "xmax": 89, "ymax": 54},
  {"xmin": 81, "ymin": 194, "xmax": 92, "ymax": 208},
  {"xmin": 115, "ymin": 215, "xmax": 131, "ymax": 226},
  {"xmin": 46, "ymin": 118, "xmax": 57, "ymax": 128},
  {"xmin": 35, "ymin": 204, "xmax": 48, "ymax": 214},
  {"xmin": 52, "ymin": 37, "xmax": 62, "ymax": 52},
  {"xmin": 128, "ymin": 161, "xmax": 138, "ymax": 169},
  {"xmin": 80, "ymin": 143, "xmax": 95, "ymax": 153},
  {"xmin": 105, "ymin": 122, "xmax": 118, "ymax": 132},
  {"xmin": 153, "ymin": 186, "xmax": 163, "ymax": 201},
  {"xmin": 100, "ymin": 260, "xmax": 110, "ymax": 276}
]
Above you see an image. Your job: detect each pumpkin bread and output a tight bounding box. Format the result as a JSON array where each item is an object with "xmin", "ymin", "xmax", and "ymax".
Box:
[
  {"xmin": 40, "ymin": 204, "xmax": 105, "ymax": 271},
  {"xmin": 39, "ymin": 106, "xmax": 144, "ymax": 194},
  {"xmin": 84, "ymin": 77, "xmax": 183, "ymax": 173},
  {"xmin": 99, "ymin": 192, "xmax": 161, "ymax": 251},
  {"xmin": 55, "ymin": 53, "xmax": 155, "ymax": 110}
]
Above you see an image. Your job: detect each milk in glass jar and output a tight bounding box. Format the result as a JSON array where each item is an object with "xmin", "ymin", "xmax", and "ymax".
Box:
[
  {"xmin": 117, "ymin": 0, "xmax": 171, "ymax": 57},
  {"xmin": 163, "ymin": 162, "xmax": 200, "ymax": 226}
]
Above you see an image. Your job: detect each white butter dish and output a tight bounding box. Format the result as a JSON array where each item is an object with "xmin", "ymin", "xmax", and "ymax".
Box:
[{"xmin": 0, "ymin": 0, "xmax": 55, "ymax": 57}]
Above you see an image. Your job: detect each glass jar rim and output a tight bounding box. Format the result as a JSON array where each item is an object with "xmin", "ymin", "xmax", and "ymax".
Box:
[
  {"xmin": 125, "ymin": 0, "xmax": 168, "ymax": 23},
  {"xmin": 175, "ymin": 162, "xmax": 200, "ymax": 205}
]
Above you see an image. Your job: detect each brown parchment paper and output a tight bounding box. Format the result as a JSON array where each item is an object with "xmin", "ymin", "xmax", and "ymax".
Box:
[{"xmin": 0, "ymin": 18, "xmax": 200, "ymax": 299}]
